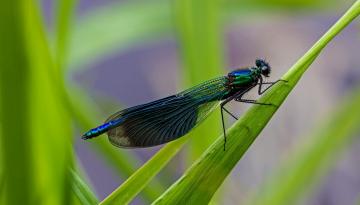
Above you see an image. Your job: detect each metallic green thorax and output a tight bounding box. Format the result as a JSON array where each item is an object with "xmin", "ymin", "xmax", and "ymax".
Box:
[{"xmin": 229, "ymin": 68, "xmax": 259, "ymax": 86}]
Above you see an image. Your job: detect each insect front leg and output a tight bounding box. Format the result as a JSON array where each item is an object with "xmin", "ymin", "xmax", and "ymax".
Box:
[
  {"xmin": 233, "ymin": 86, "xmax": 273, "ymax": 105},
  {"xmin": 258, "ymin": 78, "xmax": 288, "ymax": 95}
]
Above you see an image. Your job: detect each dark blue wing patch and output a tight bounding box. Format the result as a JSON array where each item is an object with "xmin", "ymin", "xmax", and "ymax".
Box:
[
  {"xmin": 106, "ymin": 95, "xmax": 198, "ymax": 147},
  {"xmin": 104, "ymin": 76, "xmax": 229, "ymax": 148}
]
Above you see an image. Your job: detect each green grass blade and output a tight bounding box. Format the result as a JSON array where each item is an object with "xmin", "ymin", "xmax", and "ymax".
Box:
[
  {"xmin": 247, "ymin": 86, "xmax": 360, "ymax": 205},
  {"xmin": 174, "ymin": 0, "xmax": 225, "ymax": 160},
  {"xmin": 0, "ymin": 1, "xmax": 33, "ymax": 204},
  {"xmin": 1, "ymin": 1, "xmax": 76, "ymax": 204},
  {"xmin": 24, "ymin": 2, "xmax": 74, "ymax": 204},
  {"xmin": 54, "ymin": 0, "xmax": 77, "ymax": 69},
  {"xmin": 68, "ymin": 0, "xmax": 171, "ymax": 70},
  {"xmin": 71, "ymin": 170, "xmax": 99, "ymax": 205},
  {"xmin": 152, "ymin": 1, "xmax": 360, "ymax": 204}
]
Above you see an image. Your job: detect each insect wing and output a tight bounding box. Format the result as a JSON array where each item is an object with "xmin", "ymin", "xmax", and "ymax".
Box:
[{"xmin": 105, "ymin": 76, "xmax": 228, "ymax": 148}]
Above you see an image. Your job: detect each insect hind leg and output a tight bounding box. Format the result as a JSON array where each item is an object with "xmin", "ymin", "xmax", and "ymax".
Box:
[{"xmin": 219, "ymin": 87, "xmax": 257, "ymax": 151}]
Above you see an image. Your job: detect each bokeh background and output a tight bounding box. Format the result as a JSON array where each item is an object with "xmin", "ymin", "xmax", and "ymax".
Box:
[{"xmin": 1, "ymin": 0, "xmax": 360, "ymax": 204}]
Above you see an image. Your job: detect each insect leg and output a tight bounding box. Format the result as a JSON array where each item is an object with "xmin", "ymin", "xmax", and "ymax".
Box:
[
  {"xmin": 220, "ymin": 97, "xmax": 236, "ymax": 151},
  {"xmin": 223, "ymin": 107, "xmax": 238, "ymax": 120},
  {"xmin": 220, "ymin": 88, "xmax": 254, "ymax": 151},
  {"xmin": 220, "ymin": 104, "xmax": 227, "ymax": 151},
  {"xmin": 258, "ymin": 78, "xmax": 288, "ymax": 95}
]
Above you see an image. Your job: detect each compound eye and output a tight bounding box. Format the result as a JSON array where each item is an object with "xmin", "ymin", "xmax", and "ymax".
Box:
[
  {"xmin": 261, "ymin": 66, "xmax": 270, "ymax": 77},
  {"xmin": 255, "ymin": 59, "xmax": 263, "ymax": 67}
]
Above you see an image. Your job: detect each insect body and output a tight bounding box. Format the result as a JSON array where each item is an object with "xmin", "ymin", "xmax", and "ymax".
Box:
[{"xmin": 82, "ymin": 59, "xmax": 284, "ymax": 149}]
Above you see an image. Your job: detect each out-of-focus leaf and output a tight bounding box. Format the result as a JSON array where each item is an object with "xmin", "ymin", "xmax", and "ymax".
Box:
[
  {"xmin": 174, "ymin": 0, "xmax": 225, "ymax": 160},
  {"xmin": 24, "ymin": 1, "xmax": 73, "ymax": 204},
  {"xmin": 54, "ymin": 0, "xmax": 77, "ymax": 69},
  {"xmin": 0, "ymin": 1, "xmax": 36, "ymax": 204},
  {"xmin": 67, "ymin": 0, "xmax": 172, "ymax": 70},
  {"xmin": 247, "ymin": 86, "xmax": 360, "ymax": 205},
  {"xmin": 152, "ymin": 1, "xmax": 360, "ymax": 204},
  {"xmin": 71, "ymin": 170, "xmax": 99, "ymax": 205},
  {"xmin": 1, "ymin": 1, "xmax": 74, "ymax": 204}
]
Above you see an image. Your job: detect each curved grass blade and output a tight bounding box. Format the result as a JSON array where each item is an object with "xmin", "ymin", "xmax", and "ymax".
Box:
[
  {"xmin": 25, "ymin": 2, "xmax": 74, "ymax": 204},
  {"xmin": 71, "ymin": 170, "xmax": 98, "ymax": 205},
  {"xmin": 1, "ymin": 1, "xmax": 77, "ymax": 204},
  {"xmin": 53, "ymin": 0, "xmax": 77, "ymax": 69},
  {"xmin": 152, "ymin": 1, "xmax": 360, "ymax": 204},
  {"xmin": 0, "ymin": 1, "xmax": 33, "ymax": 204},
  {"xmin": 247, "ymin": 85, "xmax": 360, "ymax": 205}
]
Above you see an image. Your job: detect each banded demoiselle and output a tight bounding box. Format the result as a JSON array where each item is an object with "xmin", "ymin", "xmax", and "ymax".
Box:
[{"xmin": 82, "ymin": 59, "xmax": 285, "ymax": 149}]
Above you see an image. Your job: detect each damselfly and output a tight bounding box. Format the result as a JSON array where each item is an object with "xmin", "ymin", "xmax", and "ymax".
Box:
[{"xmin": 82, "ymin": 59, "xmax": 285, "ymax": 150}]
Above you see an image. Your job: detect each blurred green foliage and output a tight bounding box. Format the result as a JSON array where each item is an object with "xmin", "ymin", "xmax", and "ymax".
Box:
[
  {"xmin": 0, "ymin": 0, "xmax": 359, "ymax": 205},
  {"xmin": 68, "ymin": 1, "xmax": 172, "ymax": 71},
  {"xmin": 1, "ymin": 1, "xmax": 73, "ymax": 204},
  {"xmin": 1, "ymin": 1, "xmax": 33, "ymax": 204}
]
